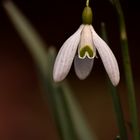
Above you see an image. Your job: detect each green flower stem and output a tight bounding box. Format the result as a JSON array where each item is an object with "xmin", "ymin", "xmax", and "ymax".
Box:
[
  {"xmin": 110, "ymin": 84, "xmax": 128, "ymax": 140},
  {"xmin": 3, "ymin": 1, "xmax": 47, "ymax": 74},
  {"xmin": 3, "ymin": 2, "xmax": 78, "ymax": 140},
  {"xmin": 3, "ymin": 2, "xmax": 97, "ymax": 139},
  {"xmin": 44, "ymin": 48, "xmax": 78, "ymax": 140},
  {"xmin": 41, "ymin": 77, "xmax": 78, "ymax": 140},
  {"xmin": 61, "ymin": 82, "xmax": 97, "ymax": 140},
  {"xmin": 40, "ymin": 48, "xmax": 97, "ymax": 140},
  {"xmin": 109, "ymin": 0, "xmax": 140, "ymax": 140},
  {"xmin": 101, "ymin": 23, "xmax": 128, "ymax": 140},
  {"xmin": 86, "ymin": 0, "xmax": 90, "ymax": 6}
]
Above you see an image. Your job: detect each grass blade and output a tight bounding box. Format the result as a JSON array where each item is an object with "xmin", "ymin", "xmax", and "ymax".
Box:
[
  {"xmin": 108, "ymin": 0, "xmax": 140, "ymax": 139},
  {"xmin": 3, "ymin": 1, "xmax": 97, "ymax": 140},
  {"xmin": 101, "ymin": 22, "xmax": 128, "ymax": 140}
]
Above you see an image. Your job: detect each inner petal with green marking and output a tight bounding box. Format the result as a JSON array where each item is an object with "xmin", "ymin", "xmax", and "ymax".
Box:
[
  {"xmin": 78, "ymin": 25, "xmax": 96, "ymax": 59},
  {"xmin": 79, "ymin": 45, "xmax": 94, "ymax": 59}
]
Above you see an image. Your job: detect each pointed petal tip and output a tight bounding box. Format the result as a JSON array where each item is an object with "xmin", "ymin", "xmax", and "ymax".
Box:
[
  {"xmin": 109, "ymin": 67, "xmax": 120, "ymax": 86},
  {"xmin": 77, "ymin": 75, "xmax": 88, "ymax": 80},
  {"xmin": 53, "ymin": 72, "xmax": 64, "ymax": 82},
  {"xmin": 53, "ymin": 66, "xmax": 66, "ymax": 82},
  {"xmin": 53, "ymin": 78, "xmax": 62, "ymax": 83},
  {"xmin": 53, "ymin": 74, "xmax": 60, "ymax": 82},
  {"xmin": 112, "ymin": 76, "xmax": 120, "ymax": 87}
]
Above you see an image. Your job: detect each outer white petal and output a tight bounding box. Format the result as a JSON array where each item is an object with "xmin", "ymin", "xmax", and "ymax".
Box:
[
  {"xmin": 53, "ymin": 25, "xmax": 84, "ymax": 82},
  {"xmin": 90, "ymin": 25, "xmax": 120, "ymax": 86},
  {"xmin": 74, "ymin": 55, "xmax": 94, "ymax": 80}
]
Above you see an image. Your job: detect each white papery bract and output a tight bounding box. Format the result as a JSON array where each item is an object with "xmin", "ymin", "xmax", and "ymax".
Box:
[{"xmin": 53, "ymin": 24, "xmax": 120, "ymax": 86}]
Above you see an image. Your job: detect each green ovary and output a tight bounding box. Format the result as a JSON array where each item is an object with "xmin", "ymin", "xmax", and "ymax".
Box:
[{"xmin": 79, "ymin": 46, "xmax": 94, "ymax": 58}]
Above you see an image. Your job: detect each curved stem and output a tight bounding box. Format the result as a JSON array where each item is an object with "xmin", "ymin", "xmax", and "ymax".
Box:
[
  {"xmin": 86, "ymin": 0, "xmax": 90, "ymax": 6},
  {"xmin": 101, "ymin": 23, "xmax": 128, "ymax": 140},
  {"xmin": 109, "ymin": 0, "xmax": 140, "ymax": 140}
]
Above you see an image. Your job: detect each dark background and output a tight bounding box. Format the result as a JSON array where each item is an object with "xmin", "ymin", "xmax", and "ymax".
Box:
[{"xmin": 0, "ymin": 0, "xmax": 140, "ymax": 139}]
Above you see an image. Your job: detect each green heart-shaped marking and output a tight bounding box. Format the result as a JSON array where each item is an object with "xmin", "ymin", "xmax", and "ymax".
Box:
[{"xmin": 79, "ymin": 46, "xmax": 94, "ymax": 58}]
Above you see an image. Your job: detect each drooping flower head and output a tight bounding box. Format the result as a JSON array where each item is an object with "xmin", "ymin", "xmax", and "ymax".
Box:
[{"xmin": 53, "ymin": 5, "xmax": 120, "ymax": 86}]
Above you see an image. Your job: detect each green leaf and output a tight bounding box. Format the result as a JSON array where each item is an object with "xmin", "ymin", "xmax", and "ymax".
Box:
[{"xmin": 3, "ymin": 1, "xmax": 97, "ymax": 140}]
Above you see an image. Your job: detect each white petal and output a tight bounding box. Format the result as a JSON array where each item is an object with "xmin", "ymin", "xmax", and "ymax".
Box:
[
  {"xmin": 74, "ymin": 55, "xmax": 94, "ymax": 80},
  {"xmin": 53, "ymin": 25, "xmax": 84, "ymax": 82},
  {"xmin": 90, "ymin": 26, "xmax": 120, "ymax": 86}
]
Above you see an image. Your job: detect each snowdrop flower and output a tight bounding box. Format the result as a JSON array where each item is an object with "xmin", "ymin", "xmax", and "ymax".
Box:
[{"xmin": 53, "ymin": 6, "xmax": 120, "ymax": 86}]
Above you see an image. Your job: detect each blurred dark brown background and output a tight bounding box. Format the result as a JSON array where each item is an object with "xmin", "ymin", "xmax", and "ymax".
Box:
[{"xmin": 0, "ymin": 0, "xmax": 140, "ymax": 139}]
